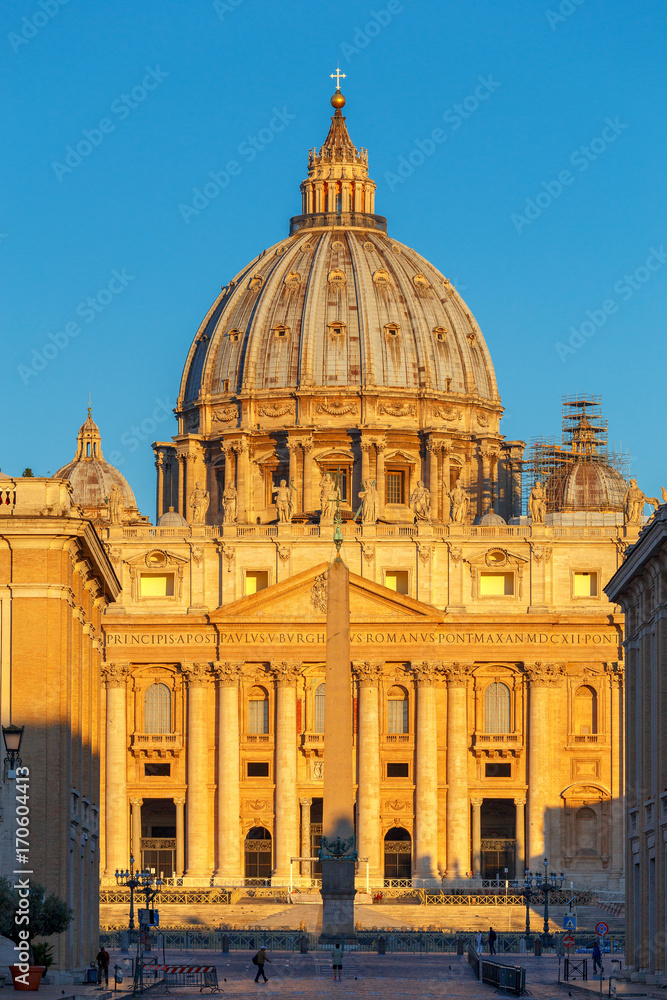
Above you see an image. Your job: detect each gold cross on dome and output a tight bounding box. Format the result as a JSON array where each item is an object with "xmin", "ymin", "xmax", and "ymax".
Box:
[{"xmin": 330, "ymin": 67, "xmax": 346, "ymax": 89}]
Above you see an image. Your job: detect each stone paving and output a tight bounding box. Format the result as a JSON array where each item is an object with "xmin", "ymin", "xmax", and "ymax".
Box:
[{"xmin": 93, "ymin": 950, "xmax": 625, "ymax": 1000}]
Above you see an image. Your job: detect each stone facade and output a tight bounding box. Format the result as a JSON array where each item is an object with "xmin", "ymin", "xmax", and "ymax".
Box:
[
  {"xmin": 606, "ymin": 507, "xmax": 667, "ymax": 979},
  {"xmin": 0, "ymin": 478, "xmax": 120, "ymax": 972}
]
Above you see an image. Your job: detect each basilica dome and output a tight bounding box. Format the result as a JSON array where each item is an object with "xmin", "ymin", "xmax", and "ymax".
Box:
[
  {"xmin": 54, "ymin": 410, "xmax": 145, "ymax": 523},
  {"xmin": 179, "ymin": 92, "xmax": 498, "ymax": 421},
  {"xmin": 546, "ymin": 459, "xmax": 627, "ymax": 512}
]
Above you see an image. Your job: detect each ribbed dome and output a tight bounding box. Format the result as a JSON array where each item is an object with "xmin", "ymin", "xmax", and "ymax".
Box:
[
  {"xmin": 180, "ymin": 228, "xmax": 498, "ymax": 404},
  {"xmin": 158, "ymin": 506, "xmax": 188, "ymax": 527},
  {"xmin": 54, "ymin": 409, "xmax": 143, "ymax": 521},
  {"xmin": 546, "ymin": 460, "xmax": 628, "ymax": 512}
]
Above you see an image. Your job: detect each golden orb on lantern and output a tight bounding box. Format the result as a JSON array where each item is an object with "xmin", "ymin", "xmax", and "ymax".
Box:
[{"xmin": 330, "ymin": 90, "xmax": 346, "ymax": 110}]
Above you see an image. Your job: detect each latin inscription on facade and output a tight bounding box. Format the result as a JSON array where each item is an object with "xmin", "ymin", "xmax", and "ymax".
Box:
[{"xmin": 106, "ymin": 629, "xmax": 617, "ymax": 647}]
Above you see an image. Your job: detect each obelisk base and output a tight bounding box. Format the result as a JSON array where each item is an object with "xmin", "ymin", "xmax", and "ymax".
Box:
[{"xmin": 319, "ymin": 860, "xmax": 357, "ymax": 942}]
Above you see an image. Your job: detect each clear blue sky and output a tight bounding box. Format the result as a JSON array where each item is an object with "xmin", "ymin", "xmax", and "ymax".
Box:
[{"xmin": 3, "ymin": 0, "xmax": 666, "ymax": 517}]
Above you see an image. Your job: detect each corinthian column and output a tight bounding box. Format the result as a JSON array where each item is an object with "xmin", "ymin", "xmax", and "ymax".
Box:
[
  {"xmin": 414, "ymin": 661, "xmax": 440, "ymax": 883},
  {"xmin": 445, "ymin": 663, "xmax": 470, "ymax": 879},
  {"xmin": 303, "ymin": 438, "xmax": 314, "ymax": 513},
  {"xmin": 361, "ymin": 440, "xmax": 371, "ymax": 485},
  {"xmin": 353, "ymin": 661, "xmax": 382, "ymax": 881},
  {"xmin": 213, "ymin": 662, "xmax": 242, "ymax": 878},
  {"xmin": 182, "ymin": 662, "xmax": 211, "ymax": 877},
  {"xmin": 525, "ymin": 662, "xmax": 561, "ymax": 868},
  {"xmin": 235, "ymin": 440, "xmax": 249, "ymax": 523},
  {"xmin": 102, "ymin": 664, "xmax": 130, "ymax": 874},
  {"xmin": 272, "ymin": 661, "xmax": 301, "ymax": 880},
  {"xmin": 375, "ymin": 439, "xmax": 386, "ymax": 518},
  {"xmin": 427, "ymin": 443, "xmax": 439, "ymax": 521}
]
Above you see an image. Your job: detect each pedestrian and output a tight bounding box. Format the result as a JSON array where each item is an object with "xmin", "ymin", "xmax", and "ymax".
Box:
[
  {"xmin": 592, "ymin": 942, "xmax": 603, "ymax": 975},
  {"xmin": 476, "ymin": 932, "xmax": 483, "ymax": 955},
  {"xmin": 488, "ymin": 927, "xmax": 497, "ymax": 956},
  {"xmin": 331, "ymin": 941, "xmax": 343, "ymax": 981},
  {"xmin": 96, "ymin": 946, "xmax": 110, "ymax": 986},
  {"xmin": 252, "ymin": 946, "xmax": 270, "ymax": 984}
]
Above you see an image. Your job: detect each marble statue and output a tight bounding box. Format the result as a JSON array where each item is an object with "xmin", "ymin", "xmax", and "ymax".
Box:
[
  {"xmin": 272, "ymin": 479, "xmax": 295, "ymax": 523},
  {"xmin": 528, "ymin": 480, "xmax": 547, "ymax": 524},
  {"xmin": 222, "ymin": 482, "xmax": 237, "ymax": 523},
  {"xmin": 623, "ymin": 479, "xmax": 658, "ymax": 524},
  {"xmin": 358, "ymin": 479, "xmax": 378, "ymax": 524},
  {"xmin": 410, "ymin": 480, "xmax": 431, "ymax": 522},
  {"xmin": 450, "ymin": 482, "xmax": 469, "ymax": 524},
  {"xmin": 319, "ymin": 473, "xmax": 337, "ymax": 524},
  {"xmin": 107, "ymin": 483, "xmax": 125, "ymax": 525},
  {"xmin": 188, "ymin": 482, "xmax": 210, "ymax": 524}
]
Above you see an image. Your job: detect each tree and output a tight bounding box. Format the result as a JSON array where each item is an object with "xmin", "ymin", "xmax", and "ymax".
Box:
[
  {"xmin": 0, "ymin": 878, "xmax": 72, "ymax": 962},
  {"xmin": 21, "ymin": 468, "xmax": 35, "ymax": 477}
]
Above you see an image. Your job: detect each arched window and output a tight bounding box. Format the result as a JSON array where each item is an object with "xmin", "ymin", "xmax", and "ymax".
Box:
[
  {"xmin": 144, "ymin": 683, "xmax": 171, "ymax": 734},
  {"xmin": 248, "ymin": 686, "xmax": 269, "ymax": 735},
  {"xmin": 245, "ymin": 826, "xmax": 272, "ymax": 883},
  {"xmin": 314, "ymin": 683, "xmax": 326, "ymax": 733},
  {"xmin": 574, "ymin": 685, "xmax": 598, "ymax": 734},
  {"xmin": 387, "ymin": 686, "xmax": 408, "ymax": 734},
  {"xmin": 484, "ymin": 681, "xmax": 510, "ymax": 734},
  {"xmin": 575, "ymin": 806, "xmax": 597, "ymax": 856}
]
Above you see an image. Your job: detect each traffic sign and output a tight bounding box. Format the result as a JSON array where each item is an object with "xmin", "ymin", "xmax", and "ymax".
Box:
[
  {"xmin": 563, "ymin": 915, "xmax": 577, "ymax": 931},
  {"xmin": 563, "ymin": 935, "xmax": 575, "ymax": 948},
  {"xmin": 595, "ymin": 921, "xmax": 609, "ymax": 937}
]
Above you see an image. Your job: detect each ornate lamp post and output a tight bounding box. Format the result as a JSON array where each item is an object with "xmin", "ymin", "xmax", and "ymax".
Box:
[
  {"xmin": 513, "ymin": 858, "xmax": 565, "ymax": 946},
  {"xmin": 2, "ymin": 724, "xmax": 24, "ymax": 774},
  {"xmin": 115, "ymin": 858, "xmax": 162, "ymax": 994}
]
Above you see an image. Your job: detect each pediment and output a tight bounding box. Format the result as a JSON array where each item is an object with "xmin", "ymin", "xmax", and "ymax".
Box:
[
  {"xmin": 210, "ymin": 561, "xmax": 443, "ymax": 623},
  {"xmin": 125, "ymin": 548, "xmax": 189, "ymax": 569}
]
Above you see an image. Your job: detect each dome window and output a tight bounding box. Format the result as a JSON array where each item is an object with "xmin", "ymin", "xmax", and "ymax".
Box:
[
  {"xmin": 275, "ymin": 245, "xmax": 287, "ymax": 256},
  {"xmin": 391, "ymin": 244, "xmax": 401, "ymax": 254},
  {"xmin": 248, "ymin": 275, "xmax": 263, "ymax": 291},
  {"xmin": 272, "ymin": 324, "xmax": 290, "ymax": 340},
  {"xmin": 373, "ymin": 270, "xmax": 390, "ymax": 288},
  {"xmin": 300, "ymin": 243, "xmax": 313, "ymax": 253},
  {"xmin": 413, "ymin": 273, "xmax": 430, "ymax": 290},
  {"xmin": 468, "ymin": 332, "xmax": 477, "ymax": 346},
  {"xmin": 384, "ymin": 323, "xmax": 400, "ymax": 339},
  {"xmin": 328, "ymin": 321, "xmax": 346, "ymax": 337},
  {"xmin": 363, "ymin": 241, "xmax": 375, "ymax": 251},
  {"xmin": 284, "ymin": 271, "xmax": 301, "ymax": 288},
  {"xmin": 331, "ymin": 240, "xmax": 345, "ymax": 253},
  {"xmin": 434, "ymin": 327, "xmax": 447, "ymax": 343},
  {"xmin": 445, "ymin": 377, "xmax": 453, "ymax": 392},
  {"xmin": 328, "ymin": 268, "xmax": 346, "ymax": 287},
  {"xmin": 227, "ymin": 329, "xmax": 242, "ymax": 343}
]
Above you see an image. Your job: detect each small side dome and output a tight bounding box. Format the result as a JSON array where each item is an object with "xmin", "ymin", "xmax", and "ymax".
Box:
[
  {"xmin": 479, "ymin": 511, "xmax": 507, "ymax": 526},
  {"xmin": 546, "ymin": 460, "xmax": 627, "ymax": 512},
  {"xmin": 158, "ymin": 506, "xmax": 188, "ymax": 527}
]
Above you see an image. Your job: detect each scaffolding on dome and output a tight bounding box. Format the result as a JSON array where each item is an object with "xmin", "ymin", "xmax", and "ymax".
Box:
[{"xmin": 521, "ymin": 395, "xmax": 630, "ymax": 514}]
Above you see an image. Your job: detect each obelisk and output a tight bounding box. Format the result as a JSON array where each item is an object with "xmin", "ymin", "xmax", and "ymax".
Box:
[{"xmin": 319, "ymin": 553, "xmax": 357, "ymax": 940}]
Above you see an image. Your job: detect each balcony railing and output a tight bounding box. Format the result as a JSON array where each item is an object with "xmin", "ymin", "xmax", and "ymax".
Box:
[
  {"xmin": 385, "ymin": 734, "xmax": 412, "ymax": 743},
  {"xmin": 474, "ymin": 734, "xmax": 521, "ymax": 744},
  {"xmin": 131, "ymin": 733, "xmax": 182, "ymax": 749}
]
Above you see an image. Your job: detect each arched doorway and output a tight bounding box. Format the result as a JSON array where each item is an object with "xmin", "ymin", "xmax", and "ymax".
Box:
[
  {"xmin": 244, "ymin": 826, "xmax": 272, "ymax": 885},
  {"xmin": 384, "ymin": 827, "xmax": 412, "ymax": 885}
]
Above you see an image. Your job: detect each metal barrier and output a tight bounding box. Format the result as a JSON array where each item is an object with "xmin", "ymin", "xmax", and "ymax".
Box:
[
  {"xmin": 152, "ymin": 965, "xmax": 221, "ymax": 993},
  {"xmin": 564, "ymin": 958, "xmax": 588, "ymax": 981},
  {"xmin": 467, "ymin": 947, "xmax": 525, "ymax": 995}
]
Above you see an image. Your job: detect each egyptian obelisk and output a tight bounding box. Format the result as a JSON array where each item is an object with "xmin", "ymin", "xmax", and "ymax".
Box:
[{"xmin": 319, "ymin": 553, "xmax": 357, "ymax": 939}]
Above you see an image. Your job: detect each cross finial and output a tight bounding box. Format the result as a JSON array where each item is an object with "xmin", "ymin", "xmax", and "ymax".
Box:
[{"xmin": 330, "ymin": 66, "xmax": 346, "ymax": 90}]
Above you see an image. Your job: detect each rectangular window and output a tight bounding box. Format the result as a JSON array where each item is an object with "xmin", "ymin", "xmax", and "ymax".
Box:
[
  {"xmin": 248, "ymin": 699, "xmax": 269, "ymax": 735},
  {"xmin": 485, "ymin": 762, "xmax": 511, "ymax": 778},
  {"xmin": 140, "ymin": 574, "xmax": 175, "ymax": 597},
  {"xmin": 386, "ymin": 471, "xmax": 404, "ymax": 505},
  {"xmin": 247, "ymin": 761, "xmax": 270, "ymax": 777},
  {"xmin": 387, "ymin": 762, "xmax": 410, "ymax": 778},
  {"xmin": 323, "ymin": 468, "xmax": 349, "ymax": 502},
  {"xmin": 245, "ymin": 571, "xmax": 269, "ymax": 595},
  {"xmin": 479, "ymin": 573, "xmax": 514, "ymax": 596},
  {"xmin": 144, "ymin": 763, "xmax": 170, "ymax": 777},
  {"xmin": 573, "ymin": 572, "xmax": 597, "ymax": 597},
  {"xmin": 385, "ymin": 571, "xmax": 409, "ymax": 595},
  {"xmin": 388, "ymin": 700, "xmax": 408, "ymax": 734}
]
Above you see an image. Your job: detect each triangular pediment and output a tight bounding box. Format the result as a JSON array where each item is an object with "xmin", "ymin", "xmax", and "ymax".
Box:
[{"xmin": 210, "ymin": 562, "xmax": 443, "ymax": 623}]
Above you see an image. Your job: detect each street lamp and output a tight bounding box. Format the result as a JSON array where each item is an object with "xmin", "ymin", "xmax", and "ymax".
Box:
[
  {"xmin": 115, "ymin": 858, "xmax": 163, "ymax": 994},
  {"xmin": 512, "ymin": 857, "xmax": 565, "ymax": 947},
  {"xmin": 2, "ymin": 724, "xmax": 24, "ymax": 774}
]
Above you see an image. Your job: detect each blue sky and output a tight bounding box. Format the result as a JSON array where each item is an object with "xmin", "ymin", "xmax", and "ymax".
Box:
[{"xmin": 2, "ymin": 0, "xmax": 666, "ymax": 517}]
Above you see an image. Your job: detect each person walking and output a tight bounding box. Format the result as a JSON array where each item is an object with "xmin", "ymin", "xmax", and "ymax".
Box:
[
  {"xmin": 592, "ymin": 942, "xmax": 603, "ymax": 975},
  {"xmin": 253, "ymin": 946, "xmax": 270, "ymax": 984},
  {"xmin": 488, "ymin": 927, "xmax": 497, "ymax": 955},
  {"xmin": 96, "ymin": 946, "xmax": 110, "ymax": 986},
  {"xmin": 476, "ymin": 931, "xmax": 483, "ymax": 955},
  {"xmin": 331, "ymin": 942, "xmax": 343, "ymax": 981}
]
